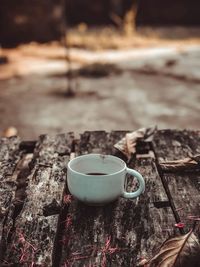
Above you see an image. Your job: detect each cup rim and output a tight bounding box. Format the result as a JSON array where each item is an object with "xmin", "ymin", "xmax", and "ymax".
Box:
[{"xmin": 68, "ymin": 153, "xmax": 126, "ymax": 177}]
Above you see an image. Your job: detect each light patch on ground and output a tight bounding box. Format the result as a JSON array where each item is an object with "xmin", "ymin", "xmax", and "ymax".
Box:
[{"xmin": 0, "ymin": 28, "xmax": 200, "ymax": 139}]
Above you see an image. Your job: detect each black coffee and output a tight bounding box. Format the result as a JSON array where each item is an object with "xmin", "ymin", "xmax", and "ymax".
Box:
[{"xmin": 86, "ymin": 173, "xmax": 107, "ymax": 175}]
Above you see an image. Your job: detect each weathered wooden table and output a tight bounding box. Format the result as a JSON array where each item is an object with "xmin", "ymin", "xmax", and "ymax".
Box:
[{"xmin": 0, "ymin": 130, "xmax": 199, "ymax": 266}]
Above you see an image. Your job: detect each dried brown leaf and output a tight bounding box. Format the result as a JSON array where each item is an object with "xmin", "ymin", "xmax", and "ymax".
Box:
[
  {"xmin": 159, "ymin": 154, "xmax": 200, "ymax": 172},
  {"xmin": 149, "ymin": 230, "xmax": 200, "ymax": 267},
  {"xmin": 3, "ymin": 126, "xmax": 18, "ymax": 137},
  {"xmin": 114, "ymin": 126, "xmax": 156, "ymax": 159}
]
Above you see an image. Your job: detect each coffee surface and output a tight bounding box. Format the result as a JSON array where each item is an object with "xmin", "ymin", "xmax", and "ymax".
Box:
[{"xmin": 86, "ymin": 173, "xmax": 107, "ymax": 175}]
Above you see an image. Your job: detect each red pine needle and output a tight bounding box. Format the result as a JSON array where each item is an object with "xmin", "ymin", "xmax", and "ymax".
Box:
[
  {"xmin": 175, "ymin": 222, "xmax": 185, "ymax": 228},
  {"xmin": 187, "ymin": 215, "xmax": 200, "ymax": 221},
  {"xmin": 63, "ymin": 194, "xmax": 72, "ymax": 204}
]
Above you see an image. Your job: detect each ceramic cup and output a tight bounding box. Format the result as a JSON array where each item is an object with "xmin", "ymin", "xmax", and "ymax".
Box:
[{"xmin": 67, "ymin": 154, "xmax": 145, "ymax": 205}]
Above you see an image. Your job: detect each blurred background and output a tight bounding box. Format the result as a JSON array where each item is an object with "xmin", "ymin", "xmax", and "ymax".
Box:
[{"xmin": 0, "ymin": 0, "xmax": 200, "ymax": 140}]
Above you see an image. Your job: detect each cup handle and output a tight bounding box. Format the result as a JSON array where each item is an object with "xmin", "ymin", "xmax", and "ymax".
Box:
[{"xmin": 122, "ymin": 168, "xmax": 145, "ymax": 199}]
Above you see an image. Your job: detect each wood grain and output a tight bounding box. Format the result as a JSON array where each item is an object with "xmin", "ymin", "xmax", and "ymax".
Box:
[
  {"xmin": 0, "ymin": 137, "xmax": 22, "ymax": 262},
  {"xmin": 60, "ymin": 131, "xmax": 175, "ymax": 266},
  {"xmin": 3, "ymin": 133, "xmax": 74, "ymax": 266},
  {"xmin": 1, "ymin": 130, "xmax": 199, "ymax": 266},
  {"xmin": 153, "ymin": 130, "xmax": 200, "ymax": 236}
]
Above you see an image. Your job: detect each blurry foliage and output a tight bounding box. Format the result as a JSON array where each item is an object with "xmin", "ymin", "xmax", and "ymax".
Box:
[
  {"xmin": 123, "ymin": 2, "xmax": 138, "ymax": 36},
  {"xmin": 67, "ymin": 26, "xmax": 156, "ymax": 50},
  {"xmin": 66, "ymin": 25, "xmax": 200, "ymax": 51},
  {"xmin": 110, "ymin": 0, "xmax": 138, "ymax": 35}
]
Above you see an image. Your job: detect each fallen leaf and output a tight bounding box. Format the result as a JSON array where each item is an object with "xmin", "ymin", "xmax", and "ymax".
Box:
[
  {"xmin": 114, "ymin": 126, "xmax": 157, "ymax": 160},
  {"xmin": 174, "ymin": 222, "xmax": 185, "ymax": 229},
  {"xmin": 149, "ymin": 230, "xmax": 200, "ymax": 267},
  {"xmin": 3, "ymin": 126, "xmax": 18, "ymax": 137}
]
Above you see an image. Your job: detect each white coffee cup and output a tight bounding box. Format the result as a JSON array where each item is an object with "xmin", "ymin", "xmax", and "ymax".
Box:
[{"xmin": 67, "ymin": 154, "xmax": 145, "ymax": 205}]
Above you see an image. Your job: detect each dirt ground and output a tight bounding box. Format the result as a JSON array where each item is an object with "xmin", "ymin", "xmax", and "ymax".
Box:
[{"xmin": 0, "ymin": 27, "xmax": 200, "ymax": 140}]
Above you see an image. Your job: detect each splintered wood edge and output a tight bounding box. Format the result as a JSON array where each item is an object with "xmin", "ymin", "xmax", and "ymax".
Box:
[
  {"xmin": 3, "ymin": 133, "xmax": 74, "ymax": 266},
  {"xmin": 0, "ymin": 137, "xmax": 22, "ymax": 261}
]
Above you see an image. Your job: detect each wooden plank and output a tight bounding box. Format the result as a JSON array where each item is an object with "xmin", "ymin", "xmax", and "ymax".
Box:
[
  {"xmin": 76, "ymin": 131, "xmax": 127, "ymax": 155},
  {"xmin": 0, "ymin": 137, "xmax": 22, "ymax": 262},
  {"xmin": 60, "ymin": 131, "xmax": 176, "ymax": 266},
  {"xmin": 153, "ymin": 129, "xmax": 200, "ymax": 161},
  {"xmin": 153, "ymin": 130, "xmax": 200, "ymax": 235},
  {"xmin": 3, "ymin": 133, "xmax": 74, "ymax": 266}
]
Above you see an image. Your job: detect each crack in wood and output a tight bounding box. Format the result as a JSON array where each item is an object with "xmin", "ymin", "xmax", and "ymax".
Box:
[
  {"xmin": 0, "ymin": 137, "xmax": 23, "ymax": 263},
  {"xmin": 153, "ymin": 200, "xmax": 170, "ymax": 209},
  {"xmin": 43, "ymin": 199, "xmax": 61, "ymax": 217},
  {"xmin": 52, "ymin": 194, "xmax": 71, "ymax": 267},
  {"xmin": 19, "ymin": 141, "xmax": 37, "ymax": 154},
  {"xmin": 150, "ymin": 142, "xmax": 184, "ymax": 234},
  {"xmin": 1, "ymin": 153, "xmax": 33, "ymax": 266},
  {"xmin": 152, "ymin": 130, "xmax": 200, "ymax": 239},
  {"xmin": 2, "ymin": 134, "xmax": 74, "ymax": 266}
]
